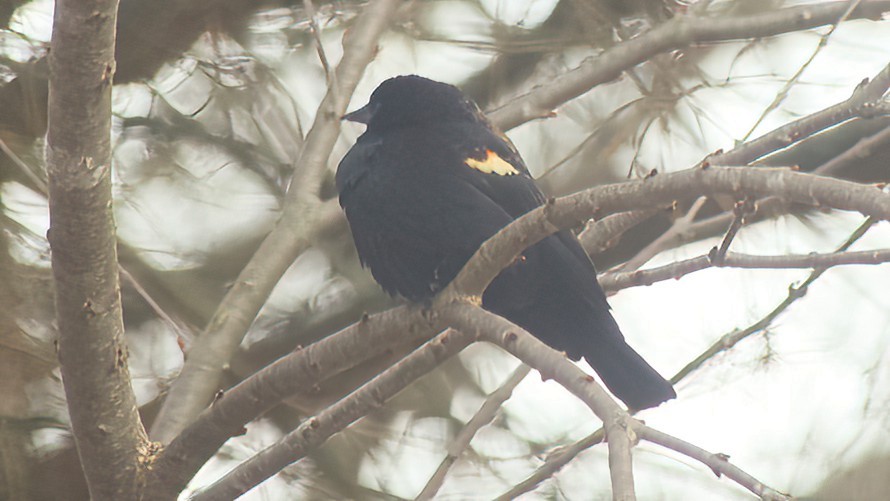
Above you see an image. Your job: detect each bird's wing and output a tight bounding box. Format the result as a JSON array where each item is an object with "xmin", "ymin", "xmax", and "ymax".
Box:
[
  {"xmin": 338, "ymin": 136, "xmax": 519, "ymax": 301},
  {"xmin": 451, "ymin": 128, "xmax": 600, "ymax": 277}
]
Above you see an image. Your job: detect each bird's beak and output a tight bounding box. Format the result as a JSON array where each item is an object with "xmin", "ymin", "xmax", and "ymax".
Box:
[{"xmin": 342, "ymin": 102, "xmax": 376, "ymax": 124}]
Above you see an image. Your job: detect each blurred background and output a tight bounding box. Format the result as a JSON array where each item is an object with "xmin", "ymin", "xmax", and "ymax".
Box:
[{"xmin": 2, "ymin": 0, "xmax": 890, "ymax": 499}]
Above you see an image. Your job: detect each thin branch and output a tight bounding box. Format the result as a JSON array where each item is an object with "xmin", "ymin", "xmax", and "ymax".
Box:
[
  {"xmin": 494, "ymin": 429, "xmax": 606, "ymax": 501},
  {"xmin": 0, "ymin": 137, "xmax": 46, "ymax": 192},
  {"xmin": 600, "ymin": 247, "xmax": 890, "ymax": 291},
  {"xmin": 119, "ymin": 267, "xmax": 192, "ymax": 343},
  {"xmin": 0, "ymin": 137, "xmax": 195, "ymax": 348},
  {"xmin": 189, "ymin": 329, "xmax": 473, "ymax": 501},
  {"xmin": 489, "ymin": 1, "xmax": 890, "ymax": 131},
  {"xmin": 45, "ymin": 0, "xmax": 148, "ymax": 497},
  {"xmin": 817, "ymin": 122, "xmax": 890, "ymax": 176},
  {"xmin": 438, "ymin": 304, "xmax": 635, "ymax": 499},
  {"xmin": 710, "ymin": 198, "xmax": 754, "ymax": 264},
  {"xmin": 415, "ymin": 364, "xmax": 531, "ymax": 501},
  {"xmin": 622, "ymin": 197, "xmax": 708, "ymax": 272},
  {"xmin": 648, "ymin": 62, "xmax": 890, "ymax": 253},
  {"xmin": 303, "ymin": 0, "xmax": 335, "ymax": 86},
  {"xmin": 712, "ymin": 62, "xmax": 890, "ymax": 166},
  {"xmin": 494, "ymin": 217, "xmax": 879, "ymax": 498},
  {"xmin": 150, "ymin": 0, "xmax": 403, "ymax": 444},
  {"xmin": 502, "ymin": 416, "xmax": 791, "ymax": 500},
  {"xmin": 445, "ymin": 166, "xmax": 890, "ymax": 302},
  {"xmin": 146, "ymin": 305, "xmax": 434, "ymax": 499},
  {"xmin": 670, "ymin": 216, "xmax": 876, "ymax": 382},
  {"xmin": 578, "ymin": 209, "xmax": 660, "ymax": 255},
  {"xmin": 636, "ymin": 425, "xmax": 791, "ymax": 501},
  {"xmin": 739, "ymin": 0, "xmax": 863, "ymax": 142},
  {"xmin": 157, "ymin": 167, "xmax": 888, "ymax": 496}
]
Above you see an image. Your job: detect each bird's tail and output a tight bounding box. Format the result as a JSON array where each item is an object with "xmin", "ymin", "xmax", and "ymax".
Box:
[{"xmin": 585, "ymin": 339, "xmax": 676, "ymax": 411}]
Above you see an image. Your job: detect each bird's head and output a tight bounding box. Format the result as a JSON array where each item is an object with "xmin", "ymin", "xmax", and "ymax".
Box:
[{"xmin": 343, "ymin": 75, "xmax": 482, "ymax": 131}]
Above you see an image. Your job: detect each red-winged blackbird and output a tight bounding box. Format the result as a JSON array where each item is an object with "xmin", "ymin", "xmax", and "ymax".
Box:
[{"xmin": 337, "ymin": 75, "xmax": 675, "ymax": 410}]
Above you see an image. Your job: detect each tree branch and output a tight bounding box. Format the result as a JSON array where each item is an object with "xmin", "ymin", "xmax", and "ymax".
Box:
[
  {"xmin": 489, "ymin": 1, "xmax": 890, "ymax": 131},
  {"xmin": 578, "ymin": 209, "xmax": 660, "ymax": 255},
  {"xmin": 150, "ymin": 0, "xmax": 404, "ymax": 443},
  {"xmin": 146, "ymin": 305, "xmax": 434, "ymax": 499},
  {"xmin": 737, "ymin": 0, "xmax": 864, "ymax": 144},
  {"xmin": 189, "ymin": 329, "xmax": 473, "ymax": 501},
  {"xmin": 816, "ymin": 121, "xmax": 890, "ymax": 175},
  {"xmin": 711, "ymin": 62, "xmax": 890, "ymax": 166},
  {"xmin": 636, "ymin": 425, "xmax": 791, "ymax": 501},
  {"xmin": 670, "ymin": 216, "xmax": 876, "ymax": 383},
  {"xmin": 621, "ymin": 197, "xmax": 708, "ymax": 272},
  {"xmin": 153, "ymin": 165, "xmax": 887, "ymax": 496},
  {"xmin": 45, "ymin": 0, "xmax": 148, "ymax": 498},
  {"xmin": 446, "ymin": 167, "xmax": 890, "ymax": 302},
  {"xmin": 494, "ymin": 429, "xmax": 606, "ymax": 500},
  {"xmin": 438, "ymin": 304, "xmax": 636, "ymax": 499},
  {"xmin": 155, "ymin": 166, "xmax": 888, "ymax": 496},
  {"xmin": 600, "ymin": 247, "xmax": 890, "ymax": 291},
  {"xmin": 499, "ymin": 217, "xmax": 878, "ymax": 498},
  {"xmin": 644, "ymin": 62, "xmax": 890, "ymax": 253},
  {"xmin": 607, "ymin": 411, "xmax": 637, "ymax": 501},
  {"xmin": 181, "ymin": 297, "xmax": 638, "ymax": 499},
  {"xmin": 415, "ymin": 364, "xmax": 531, "ymax": 501}
]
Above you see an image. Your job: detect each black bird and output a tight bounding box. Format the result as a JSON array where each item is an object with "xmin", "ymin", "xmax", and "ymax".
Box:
[{"xmin": 336, "ymin": 75, "xmax": 675, "ymax": 410}]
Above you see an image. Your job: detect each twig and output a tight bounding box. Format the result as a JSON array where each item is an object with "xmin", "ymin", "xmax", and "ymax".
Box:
[
  {"xmin": 146, "ymin": 305, "xmax": 435, "ymax": 499},
  {"xmin": 495, "ymin": 217, "xmax": 879, "ymax": 498},
  {"xmin": 636, "ymin": 425, "xmax": 791, "ymax": 501},
  {"xmin": 150, "ymin": 0, "xmax": 402, "ymax": 444},
  {"xmin": 415, "ymin": 364, "xmax": 531, "ymax": 501},
  {"xmin": 119, "ymin": 267, "xmax": 192, "ymax": 343},
  {"xmin": 740, "ymin": 0, "xmax": 863, "ymax": 142},
  {"xmin": 303, "ymin": 0, "xmax": 335, "ymax": 87},
  {"xmin": 439, "ymin": 304, "xmax": 635, "ymax": 500},
  {"xmin": 671, "ymin": 216, "xmax": 876, "ymax": 382},
  {"xmin": 711, "ymin": 62, "xmax": 890, "ymax": 166},
  {"xmin": 493, "ymin": 429, "xmax": 605, "ymax": 501},
  {"xmin": 652, "ymin": 62, "xmax": 890, "ymax": 252},
  {"xmin": 621, "ymin": 197, "xmax": 708, "ymax": 272},
  {"xmin": 0, "ymin": 137, "xmax": 46, "ymax": 192},
  {"xmin": 505, "ymin": 417, "xmax": 792, "ymax": 500},
  {"xmin": 817, "ymin": 123, "xmax": 890, "ymax": 176},
  {"xmin": 578, "ymin": 209, "xmax": 660, "ymax": 256},
  {"xmin": 489, "ymin": 1, "xmax": 890, "ymax": 131},
  {"xmin": 710, "ymin": 198, "xmax": 755, "ymax": 264},
  {"xmin": 189, "ymin": 329, "xmax": 473, "ymax": 501},
  {"xmin": 600, "ymin": 247, "xmax": 890, "ymax": 291}
]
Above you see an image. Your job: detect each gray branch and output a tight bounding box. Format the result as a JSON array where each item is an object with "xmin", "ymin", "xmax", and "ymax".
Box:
[
  {"xmin": 149, "ymin": 0, "xmax": 404, "ymax": 444},
  {"xmin": 600, "ymin": 247, "xmax": 890, "ymax": 291},
  {"xmin": 145, "ymin": 305, "xmax": 433, "ymax": 499},
  {"xmin": 45, "ymin": 0, "xmax": 148, "ymax": 498},
  {"xmin": 189, "ymin": 329, "xmax": 473, "ymax": 501},
  {"xmin": 445, "ymin": 167, "xmax": 890, "ymax": 302},
  {"xmin": 489, "ymin": 1, "xmax": 890, "ymax": 131}
]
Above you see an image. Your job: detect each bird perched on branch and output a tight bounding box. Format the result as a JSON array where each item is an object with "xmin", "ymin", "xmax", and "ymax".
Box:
[{"xmin": 337, "ymin": 75, "xmax": 675, "ymax": 411}]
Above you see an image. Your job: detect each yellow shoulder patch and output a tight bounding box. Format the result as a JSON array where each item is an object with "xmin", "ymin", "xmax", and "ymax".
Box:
[{"xmin": 464, "ymin": 149, "xmax": 519, "ymax": 176}]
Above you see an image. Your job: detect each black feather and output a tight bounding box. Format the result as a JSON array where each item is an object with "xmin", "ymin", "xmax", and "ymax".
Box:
[{"xmin": 337, "ymin": 75, "xmax": 675, "ymax": 410}]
